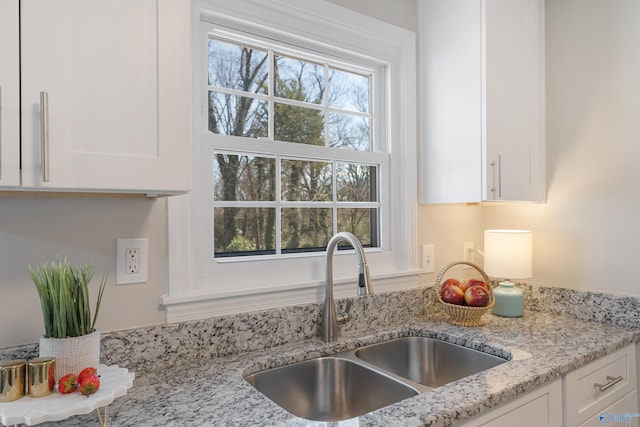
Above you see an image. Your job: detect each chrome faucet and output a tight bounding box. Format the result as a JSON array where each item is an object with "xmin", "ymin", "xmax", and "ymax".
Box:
[{"xmin": 321, "ymin": 232, "xmax": 373, "ymax": 342}]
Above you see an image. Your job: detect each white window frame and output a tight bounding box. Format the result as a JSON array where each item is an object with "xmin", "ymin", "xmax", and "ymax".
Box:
[
  {"xmin": 162, "ymin": 0, "xmax": 419, "ymax": 323},
  {"xmin": 207, "ymin": 30, "xmax": 385, "ymax": 259}
]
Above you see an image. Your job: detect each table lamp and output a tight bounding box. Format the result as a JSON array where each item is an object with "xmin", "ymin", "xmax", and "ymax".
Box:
[{"xmin": 483, "ymin": 229, "xmax": 532, "ymax": 317}]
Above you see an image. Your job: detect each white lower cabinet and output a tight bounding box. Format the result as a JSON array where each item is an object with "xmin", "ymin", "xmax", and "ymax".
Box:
[
  {"xmin": 577, "ymin": 390, "xmax": 637, "ymax": 427},
  {"xmin": 459, "ymin": 344, "xmax": 638, "ymax": 426},
  {"xmin": 458, "ymin": 378, "xmax": 563, "ymax": 427},
  {"xmin": 564, "ymin": 344, "xmax": 637, "ymax": 427}
]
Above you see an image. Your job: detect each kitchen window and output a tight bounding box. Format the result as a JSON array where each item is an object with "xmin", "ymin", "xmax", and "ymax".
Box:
[
  {"xmin": 163, "ymin": 0, "xmax": 418, "ymax": 322},
  {"xmin": 207, "ymin": 35, "xmax": 383, "ymax": 258}
]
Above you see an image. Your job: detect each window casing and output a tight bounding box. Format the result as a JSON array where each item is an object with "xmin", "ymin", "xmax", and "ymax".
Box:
[{"xmin": 163, "ymin": 0, "xmax": 418, "ymax": 323}]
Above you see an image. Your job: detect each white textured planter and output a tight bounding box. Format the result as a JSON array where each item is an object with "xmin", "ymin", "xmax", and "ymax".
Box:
[{"xmin": 39, "ymin": 330, "xmax": 100, "ymax": 381}]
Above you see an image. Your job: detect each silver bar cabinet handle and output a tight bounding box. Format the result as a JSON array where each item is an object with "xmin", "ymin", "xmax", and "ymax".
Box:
[
  {"xmin": 490, "ymin": 155, "xmax": 502, "ymax": 199},
  {"xmin": 594, "ymin": 375, "xmax": 624, "ymax": 392},
  {"xmin": 40, "ymin": 91, "xmax": 50, "ymax": 182}
]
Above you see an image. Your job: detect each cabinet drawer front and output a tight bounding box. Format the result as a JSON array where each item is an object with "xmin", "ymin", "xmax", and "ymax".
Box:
[
  {"xmin": 578, "ymin": 390, "xmax": 638, "ymax": 427},
  {"xmin": 564, "ymin": 345, "xmax": 637, "ymax": 426},
  {"xmin": 458, "ymin": 379, "xmax": 563, "ymax": 427}
]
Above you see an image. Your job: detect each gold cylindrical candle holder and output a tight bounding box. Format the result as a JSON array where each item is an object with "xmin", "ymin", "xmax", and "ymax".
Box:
[
  {"xmin": 28, "ymin": 357, "xmax": 56, "ymax": 398},
  {"xmin": 0, "ymin": 359, "xmax": 26, "ymax": 402}
]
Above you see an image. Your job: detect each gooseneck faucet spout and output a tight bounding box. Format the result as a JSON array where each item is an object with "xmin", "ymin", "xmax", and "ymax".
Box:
[{"xmin": 322, "ymin": 232, "xmax": 373, "ymax": 342}]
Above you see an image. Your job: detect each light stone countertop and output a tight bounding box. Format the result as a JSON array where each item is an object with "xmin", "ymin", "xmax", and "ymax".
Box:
[{"xmin": 26, "ymin": 309, "xmax": 640, "ymax": 427}]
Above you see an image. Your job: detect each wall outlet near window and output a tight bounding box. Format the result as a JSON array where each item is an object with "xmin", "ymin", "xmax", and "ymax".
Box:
[
  {"xmin": 422, "ymin": 244, "xmax": 435, "ymax": 273},
  {"xmin": 116, "ymin": 238, "xmax": 148, "ymax": 285},
  {"xmin": 463, "ymin": 242, "xmax": 475, "ymax": 268},
  {"xmin": 126, "ymin": 248, "xmax": 140, "ymax": 274}
]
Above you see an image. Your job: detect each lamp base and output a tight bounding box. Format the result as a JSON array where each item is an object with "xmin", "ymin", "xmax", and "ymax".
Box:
[{"xmin": 492, "ymin": 281, "xmax": 524, "ymax": 317}]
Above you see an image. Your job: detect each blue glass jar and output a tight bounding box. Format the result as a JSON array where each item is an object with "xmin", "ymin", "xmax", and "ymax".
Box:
[{"xmin": 492, "ymin": 282, "xmax": 524, "ymax": 317}]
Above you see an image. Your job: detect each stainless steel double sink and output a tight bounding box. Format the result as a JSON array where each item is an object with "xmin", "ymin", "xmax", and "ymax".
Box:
[{"xmin": 245, "ymin": 336, "xmax": 507, "ymax": 422}]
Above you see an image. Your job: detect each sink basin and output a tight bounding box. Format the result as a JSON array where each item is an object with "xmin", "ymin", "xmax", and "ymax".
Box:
[
  {"xmin": 245, "ymin": 336, "xmax": 507, "ymax": 420},
  {"xmin": 245, "ymin": 356, "xmax": 418, "ymax": 421},
  {"xmin": 355, "ymin": 337, "xmax": 507, "ymax": 388}
]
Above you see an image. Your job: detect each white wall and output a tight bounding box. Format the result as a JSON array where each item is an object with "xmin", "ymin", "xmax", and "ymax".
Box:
[
  {"xmin": 326, "ymin": 0, "xmax": 417, "ymax": 32},
  {"xmin": 418, "ymin": 203, "xmax": 484, "ymax": 285},
  {"xmin": 483, "ymin": 0, "xmax": 640, "ymax": 295},
  {"xmin": 0, "ymin": 196, "xmax": 168, "ymax": 347}
]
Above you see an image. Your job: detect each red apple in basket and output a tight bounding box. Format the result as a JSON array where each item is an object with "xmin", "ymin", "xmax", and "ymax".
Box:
[
  {"xmin": 440, "ymin": 278, "xmax": 463, "ymax": 292},
  {"xmin": 464, "ymin": 286, "xmax": 490, "ymax": 307},
  {"xmin": 463, "ymin": 278, "xmax": 489, "ymax": 292},
  {"xmin": 440, "ymin": 284, "xmax": 465, "ymax": 305}
]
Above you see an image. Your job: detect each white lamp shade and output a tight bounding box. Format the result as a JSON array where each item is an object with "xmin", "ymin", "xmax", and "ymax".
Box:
[{"xmin": 483, "ymin": 230, "xmax": 532, "ymax": 279}]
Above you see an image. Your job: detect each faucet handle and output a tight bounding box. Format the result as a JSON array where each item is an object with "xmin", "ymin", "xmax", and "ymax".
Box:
[{"xmin": 357, "ymin": 264, "xmax": 373, "ymax": 296}]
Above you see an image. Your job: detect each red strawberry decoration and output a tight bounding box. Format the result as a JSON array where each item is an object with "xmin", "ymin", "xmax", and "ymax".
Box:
[
  {"xmin": 77, "ymin": 367, "xmax": 98, "ymax": 384},
  {"xmin": 58, "ymin": 373, "xmax": 78, "ymax": 394},
  {"xmin": 78, "ymin": 373, "xmax": 101, "ymax": 397}
]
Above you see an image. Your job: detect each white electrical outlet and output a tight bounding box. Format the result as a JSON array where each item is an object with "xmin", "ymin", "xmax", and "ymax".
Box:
[
  {"xmin": 422, "ymin": 244, "xmax": 435, "ymax": 273},
  {"xmin": 116, "ymin": 238, "xmax": 148, "ymax": 285},
  {"xmin": 126, "ymin": 248, "xmax": 140, "ymax": 274},
  {"xmin": 463, "ymin": 242, "xmax": 475, "ymax": 268}
]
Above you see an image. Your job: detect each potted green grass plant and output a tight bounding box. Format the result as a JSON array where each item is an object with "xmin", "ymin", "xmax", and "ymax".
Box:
[{"xmin": 30, "ymin": 259, "xmax": 107, "ymax": 380}]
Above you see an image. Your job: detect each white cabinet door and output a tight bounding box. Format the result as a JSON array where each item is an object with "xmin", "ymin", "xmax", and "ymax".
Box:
[
  {"xmin": 457, "ymin": 378, "xmax": 563, "ymax": 426},
  {"xmin": 419, "ymin": 0, "xmax": 483, "ymax": 204},
  {"xmin": 483, "ymin": 0, "xmax": 545, "ymax": 202},
  {"xmin": 20, "ymin": 0, "xmax": 190, "ymax": 194},
  {"xmin": 0, "ymin": 0, "xmax": 20, "ymax": 188},
  {"xmin": 419, "ymin": 0, "xmax": 545, "ymax": 203}
]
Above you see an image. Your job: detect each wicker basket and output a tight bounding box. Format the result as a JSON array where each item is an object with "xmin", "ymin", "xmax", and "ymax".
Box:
[{"xmin": 436, "ymin": 261, "xmax": 494, "ymax": 327}]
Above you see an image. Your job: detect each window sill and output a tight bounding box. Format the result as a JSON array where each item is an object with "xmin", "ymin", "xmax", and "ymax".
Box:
[
  {"xmin": 160, "ymin": 269, "xmax": 422, "ymax": 323},
  {"xmin": 213, "ymin": 247, "xmax": 383, "ymax": 264}
]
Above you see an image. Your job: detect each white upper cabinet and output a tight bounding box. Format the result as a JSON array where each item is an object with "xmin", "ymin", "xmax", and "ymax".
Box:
[
  {"xmin": 15, "ymin": 0, "xmax": 190, "ymax": 194},
  {"xmin": 419, "ymin": 0, "xmax": 545, "ymax": 203},
  {"xmin": 0, "ymin": 0, "xmax": 20, "ymax": 187}
]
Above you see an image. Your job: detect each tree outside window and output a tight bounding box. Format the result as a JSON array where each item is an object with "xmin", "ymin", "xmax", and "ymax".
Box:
[{"xmin": 208, "ymin": 37, "xmax": 378, "ymax": 257}]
